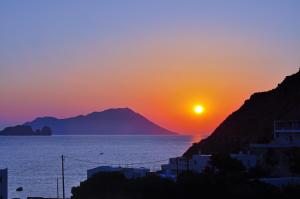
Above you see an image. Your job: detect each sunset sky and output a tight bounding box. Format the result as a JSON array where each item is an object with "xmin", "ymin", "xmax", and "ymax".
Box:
[{"xmin": 1, "ymin": 0, "xmax": 300, "ymax": 136}]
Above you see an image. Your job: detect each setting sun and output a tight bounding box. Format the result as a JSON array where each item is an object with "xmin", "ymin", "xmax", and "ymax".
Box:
[{"xmin": 194, "ymin": 105, "xmax": 204, "ymax": 114}]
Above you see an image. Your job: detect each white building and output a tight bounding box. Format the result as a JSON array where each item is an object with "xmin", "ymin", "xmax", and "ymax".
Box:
[
  {"xmin": 161, "ymin": 157, "xmax": 188, "ymax": 174},
  {"xmin": 248, "ymin": 121, "xmax": 300, "ymax": 150},
  {"xmin": 272, "ymin": 120, "xmax": 300, "ymax": 145},
  {"xmin": 87, "ymin": 166, "xmax": 150, "ymax": 179},
  {"xmin": 189, "ymin": 154, "xmax": 211, "ymax": 173},
  {"xmin": 161, "ymin": 152, "xmax": 257, "ymax": 177},
  {"xmin": 161, "ymin": 154, "xmax": 212, "ymax": 176},
  {"xmin": 250, "ymin": 121, "xmax": 300, "ymax": 150},
  {"xmin": 0, "ymin": 169, "xmax": 8, "ymax": 199},
  {"xmin": 249, "ymin": 120, "xmax": 300, "ymax": 177}
]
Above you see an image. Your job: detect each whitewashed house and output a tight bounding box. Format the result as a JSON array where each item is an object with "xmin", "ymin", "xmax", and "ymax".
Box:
[
  {"xmin": 161, "ymin": 154, "xmax": 212, "ymax": 176},
  {"xmin": 0, "ymin": 169, "xmax": 8, "ymax": 199},
  {"xmin": 161, "ymin": 152, "xmax": 256, "ymax": 177},
  {"xmin": 272, "ymin": 120, "xmax": 300, "ymax": 145},
  {"xmin": 189, "ymin": 154, "xmax": 212, "ymax": 173},
  {"xmin": 87, "ymin": 166, "xmax": 150, "ymax": 179},
  {"xmin": 161, "ymin": 157, "xmax": 189, "ymax": 174},
  {"xmin": 249, "ymin": 120, "xmax": 300, "ymax": 177}
]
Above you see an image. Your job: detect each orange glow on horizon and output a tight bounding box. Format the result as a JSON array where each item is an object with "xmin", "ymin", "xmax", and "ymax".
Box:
[{"xmin": 0, "ymin": 29, "xmax": 295, "ymax": 138}]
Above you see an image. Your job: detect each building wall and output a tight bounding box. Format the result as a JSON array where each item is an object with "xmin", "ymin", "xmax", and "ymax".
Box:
[
  {"xmin": 0, "ymin": 169, "xmax": 8, "ymax": 199},
  {"xmin": 162, "ymin": 155, "xmax": 211, "ymax": 175},
  {"xmin": 274, "ymin": 121, "xmax": 300, "ymax": 144},
  {"xmin": 189, "ymin": 155, "xmax": 211, "ymax": 173}
]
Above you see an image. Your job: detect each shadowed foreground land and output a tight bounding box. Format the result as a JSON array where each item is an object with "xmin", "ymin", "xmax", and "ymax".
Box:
[
  {"xmin": 71, "ymin": 172, "xmax": 300, "ymax": 199},
  {"xmin": 71, "ymin": 155, "xmax": 300, "ymax": 199}
]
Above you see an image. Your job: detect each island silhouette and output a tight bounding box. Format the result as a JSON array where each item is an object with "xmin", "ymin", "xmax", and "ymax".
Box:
[
  {"xmin": 23, "ymin": 108, "xmax": 177, "ymax": 135},
  {"xmin": 0, "ymin": 125, "xmax": 51, "ymax": 136}
]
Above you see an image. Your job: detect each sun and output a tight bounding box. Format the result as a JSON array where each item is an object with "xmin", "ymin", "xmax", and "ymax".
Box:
[{"xmin": 194, "ymin": 105, "xmax": 204, "ymax": 114}]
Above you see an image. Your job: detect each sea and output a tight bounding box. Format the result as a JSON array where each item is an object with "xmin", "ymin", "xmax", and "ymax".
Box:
[{"xmin": 0, "ymin": 135, "xmax": 193, "ymax": 199}]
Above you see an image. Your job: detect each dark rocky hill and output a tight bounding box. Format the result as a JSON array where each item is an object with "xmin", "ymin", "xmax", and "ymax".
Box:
[
  {"xmin": 184, "ymin": 69, "xmax": 300, "ymax": 157},
  {"xmin": 24, "ymin": 108, "xmax": 177, "ymax": 135}
]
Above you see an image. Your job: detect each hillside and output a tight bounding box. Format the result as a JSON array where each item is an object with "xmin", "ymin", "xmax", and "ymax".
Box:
[
  {"xmin": 25, "ymin": 108, "xmax": 177, "ymax": 135},
  {"xmin": 184, "ymin": 69, "xmax": 300, "ymax": 157}
]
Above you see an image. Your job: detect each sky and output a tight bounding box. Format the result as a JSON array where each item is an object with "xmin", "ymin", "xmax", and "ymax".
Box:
[{"xmin": 0, "ymin": 0, "xmax": 300, "ymax": 136}]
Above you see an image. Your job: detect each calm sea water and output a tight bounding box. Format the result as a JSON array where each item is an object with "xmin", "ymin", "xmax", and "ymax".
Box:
[{"xmin": 0, "ymin": 135, "xmax": 192, "ymax": 199}]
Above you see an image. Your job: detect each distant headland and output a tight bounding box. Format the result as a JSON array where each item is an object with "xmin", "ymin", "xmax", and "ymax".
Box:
[
  {"xmin": 23, "ymin": 108, "xmax": 177, "ymax": 135},
  {"xmin": 0, "ymin": 125, "xmax": 52, "ymax": 136}
]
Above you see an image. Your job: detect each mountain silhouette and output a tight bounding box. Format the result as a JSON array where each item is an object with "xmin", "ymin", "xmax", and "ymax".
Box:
[
  {"xmin": 184, "ymin": 68, "xmax": 300, "ymax": 157},
  {"xmin": 25, "ymin": 108, "xmax": 177, "ymax": 135}
]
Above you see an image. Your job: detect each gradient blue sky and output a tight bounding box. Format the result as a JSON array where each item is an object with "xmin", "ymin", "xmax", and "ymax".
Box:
[{"xmin": 1, "ymin": 0, "xmax": 300, "ymax": 135}]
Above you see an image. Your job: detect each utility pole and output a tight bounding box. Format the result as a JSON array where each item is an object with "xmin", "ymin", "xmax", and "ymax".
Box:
[
  {"xmin": 56, "ymin": 177, "xmax": 59, "ymax": 199},
  {"xmin": 176, "ymin": 157, "xmax": 179, "ymax": 178},
  {"xmin": 61, "ymin": 155, "xmax": 65, "ymax": 199}
]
